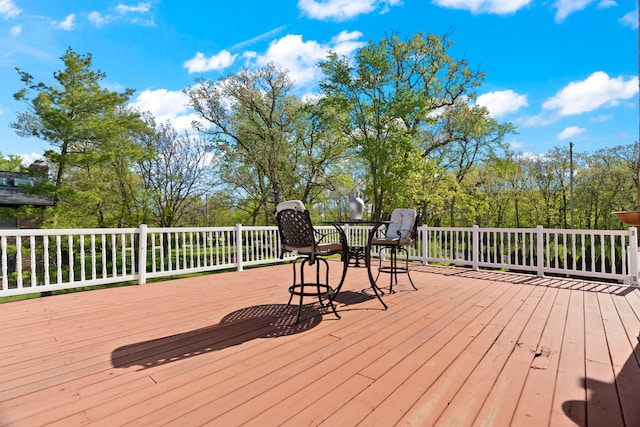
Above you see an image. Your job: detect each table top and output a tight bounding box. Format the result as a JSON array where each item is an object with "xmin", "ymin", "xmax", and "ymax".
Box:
[{"xmin": 320, "ymin": 219, "xmax": 390, "ymax": 225}]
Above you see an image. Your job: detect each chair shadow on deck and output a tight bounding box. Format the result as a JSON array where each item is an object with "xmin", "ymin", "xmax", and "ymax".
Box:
[
  {"xmin": 111, "ymin": 303, "xmax": 324, "ymax": 370},
  {"xmin": 562, "ymin": 340, "xmax": 640, "ymax": 426}
]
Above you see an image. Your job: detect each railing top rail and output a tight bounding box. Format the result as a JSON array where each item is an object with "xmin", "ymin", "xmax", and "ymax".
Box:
[
  {"xmin": 541, "ymin": 228, "xmax": 630, "ymax": 236},
  {"xmin": 423, "ymin": 225, "xmax": 633, "ymax": 236},
  {"xmin": 145, "ymin": 226, "xmax": 237, "ymax": 233},
  {"xmin": 0, "ymin": 227, "xmax": 140, "ymax": 237}
]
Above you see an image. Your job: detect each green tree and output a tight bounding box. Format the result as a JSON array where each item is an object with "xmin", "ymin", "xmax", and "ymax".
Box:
[
  {"xmin": 318, "ymin": 32, "xmax": 485, "ymax": 219},
  {"xmin": 11, "ymin": 47, "xmax": 150, "ymax": 226},
  {"xmin": 186, "ymin": 64, "xmax": 348, "ymax": 224},
  {"xmin": 427, "ymin": 102, "xmax": 513, "ymax": 226},
  {"xmin": 578, "ymin": 144, "xmax": 636, "ymax": 229},
  {"xmin": 476, "ymin": 151, "xmax": 530, "ymax": 228},
  {"xmin": 0, "ymin": 154, "xmax": 26, "ymax": 171},
  {"xmin": 135, "ymin": 119, "xmax": 215, "ymax": 228}
]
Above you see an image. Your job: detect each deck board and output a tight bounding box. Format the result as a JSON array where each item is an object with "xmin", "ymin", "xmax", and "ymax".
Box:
[
  {"xmin": 1, "ymin": 263, "xmax": 640, "ymax": 426},
  {"xmin": 420, "ymin": 281, "xmax": 543, "ymax": 426},
  {"xmin": 511, "ymin": 286, "xmax": 569, "ymax": 426}
]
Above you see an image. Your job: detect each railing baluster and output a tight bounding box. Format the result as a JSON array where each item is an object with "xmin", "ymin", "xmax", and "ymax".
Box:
[
  {"xmin": 1, "ymin": 236, "xmax": 7, "ymax": 291},
  {"xmin": 80, "ymin": 235, "xmax": 86, "ymax": 282},
  {"xmin": 90, "ymin": 235, "xmax": 96, "ymax": 281},
  {"xmin": 15, "ymin": 237, "xmax": 22, "ymax": 288},
  {"xmin": 44, "ymin": 236, "xmax": 50, "ymax": 286},
  {"xmin": 29, "ymin": 236, "xmax": 36, "ymax": 287},
  {"xmin": 590, "ymin": 232, "xmax": 595, "ymax": 273}
]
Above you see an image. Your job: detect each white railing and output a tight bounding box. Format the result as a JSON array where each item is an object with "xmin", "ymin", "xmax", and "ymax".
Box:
[
  {"xmin": 1, "ymin": 224, "xmax": 637, "ymax": 297},
  {"xmin": 422, "ymin": 225, "xmax": 638, "ymax": 285}
]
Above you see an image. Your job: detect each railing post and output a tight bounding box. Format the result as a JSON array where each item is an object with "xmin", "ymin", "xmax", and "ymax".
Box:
[
  {"xmin": 236, "ymin": 224, "xmax": 244, "ymax": 272},
  {"xmin": 472, "ymin": 225, "xmax": 479, "ymax": 271},
  {"xmin": 138, "ymin": 224, "xmax": 147, "ymax": 285},
  {"xmin": 629, "ymin": 227, "xmax": 638, "ymax": 286},
  {"xmin": 420, "ymin": 225, "xmax": 428, "ymax": 265},
  {"xmin": 536, "ymin": 225, "xmax": 545, "ymax": 277}
]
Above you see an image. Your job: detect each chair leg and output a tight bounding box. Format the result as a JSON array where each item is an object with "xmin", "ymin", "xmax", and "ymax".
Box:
[
  {"xmin": 375, "ymin": 246, "xmax": 417, "ymax": 293},
  {"xmin": 284, "ymin": 256, "xmax": 340, "ymax": 324},
  {"xmin": 296, "ymin": 258, "xmax": 308, "ymax": 324},
  {"xmin": 373, "ymin": 247, "xmax": 395, "ymax": 293},
  {"xmin": 326, "ymin": 292, "xmax": 341, "ymax": 320},
  {"xmin": 373, "ymin": 249, "xmax": 385, "ymax": 295},
  {"xmin": 333, "ymin": 250, "xmax": 350, "ymax": 295},
  {"xmin": 389, "ymin": 247, "xmax": 397, "ymax": 293},
  {"xmin": 285, "ymin": 257, "xmax": 299, "ymax": 311},
  {"xmin": 316, "ymin": 259, "xmax": 324, "ymax": 306},
  {"xmin": 400, "ymin": 247, "xmax": 418, "ymax": 291},
  {"xmin": 365, "ymin": 246, "xmax": 388, "ymax": 310}
]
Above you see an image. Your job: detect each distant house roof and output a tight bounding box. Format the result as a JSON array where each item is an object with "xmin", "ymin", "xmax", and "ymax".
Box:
[{"xmin": 0, "ymin": 171, "xmax": 53, "ymax": 207}]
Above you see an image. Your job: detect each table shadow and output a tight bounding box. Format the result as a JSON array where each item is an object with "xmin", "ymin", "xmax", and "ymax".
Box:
[
  {"xmin": 332, "ymin": 290, "xmax": 377, "ymax": 305},
  {"xmin": 111, "ymin": 303, "xmax": 321, "ymax": 370}
]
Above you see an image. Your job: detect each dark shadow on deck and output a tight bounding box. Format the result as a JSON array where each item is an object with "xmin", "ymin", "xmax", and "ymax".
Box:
[
  {"xmin": 332, "ymin": 289, "xmax": 376, "ymax": 305},
  {"xmin": 413, "ymin": 264, "xmax": 638, "ymax": 296},
  {"xmin": 563, "ymin": 340, "xmax": 640, "ymax": 426},
  {"xmin": 111, "ymin": 303, "xmax": 323, "ymax": 370}
]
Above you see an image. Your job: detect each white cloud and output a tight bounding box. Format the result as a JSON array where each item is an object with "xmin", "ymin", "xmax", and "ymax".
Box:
[
  {"xmin": 0, "ymin": 0, "xmax": 20, "ymax": 19},
  {"xmin": 517, "ymin": 151, "xmax": 547, "ymax": 161},
  {"xmin": 230, "ymin": 26, "xmax": 287, "ymax": 51},
  {"xmin": 298, "ymin": 0, "xmax": 402, "ymax": 21},
  {"xmin": 130, "ymin": 89, "xmax": 189, "ymax": 121},
  {"xmin": 184, "ymin": 50, "xmax": 238, "ymax": 73},
  {"xmin": 254, "ymin": 35, "xmax": 327, "ymax": 86},
  {"xmin": 116, "ymin": 2, "xmax": 151, "ymax": 14},
  {"xmin": 184, "ymin": 30, "xmax": 365, "ymax": 85},
  {"xmin": 330, "ymin": 30, "xmax": 366, "ymax": 55},
  {"xmin": 53, "ymin": 14, "xmax": 76, "ymax": 31},
  {"xmin": 130, "ymin": 88, "xmax": 205, "ymax": 133},
  {"xmin": 620, "ymin": 10, "xmax": 638, "ymax": 29},
  {"xmin": 590, "ymin": 114, "xmax": 612, "ymax": 122},
  {"xmin": 557, "ymin": 126, "xmax": 585, "ymax": 140},
  {"xmin": 432, "ymin": 0, "xmax": 531, "ymax": 14},
  {"xmin": 517, "ymin": 112, "xmax": 557, "ymax": 128},
  {"xmin": 597, "ymin": 0, "xmax": 616, "ymax": 8},
  {"xmin": 89, "ymin": 11, "xmax": 109, "ymax": 27},
  {"xmin": 542, "ymin": 71, "xmax": 638, "ymax": 116},
  {"xmin": 506, "ymin": 138, "xmax": 524, "ymax": 150},
  {"xmin": 476, "ymin": 90, "xmax": 528, "ymax": 118},
  {"xmin": 9, "ymin": 24, "xmax": 20, "ymax": 35},
  {"xmin": 128, "ymin": 17, "xmax": 156, "ymax": 26},
  {"xmin": 19, "ymin": 152, "xmax": 45, "ymax": 167},
  {"xmin": 89, "ymin": 4, "xmax": 154, "ymax": 28},
  {"xmin": 553, "ymin": 0, "xmax": 594, "ymax": 22},
  {"xmin": 251, "ymin": 31, "xmax": 365, "ymax": 87}
]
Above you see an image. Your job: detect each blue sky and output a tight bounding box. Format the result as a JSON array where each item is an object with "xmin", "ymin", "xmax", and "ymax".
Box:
[{"xmin": 0, "ymin": 0, "xmax": 637, "ymax": 163}]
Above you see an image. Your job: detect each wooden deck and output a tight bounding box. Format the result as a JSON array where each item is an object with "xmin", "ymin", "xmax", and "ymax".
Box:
[{"xmin": 1, "ymin": 262, "xmax": 640, "ymax": 426}]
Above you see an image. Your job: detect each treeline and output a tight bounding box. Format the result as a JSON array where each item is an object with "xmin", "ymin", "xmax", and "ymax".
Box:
[
  {"xmin": 437, "ymin": 144, "xmax": 638, "ymax": 230},
  {"xmin": 2, "ymin": 35, "xmax": 638, "ymax": 230}
]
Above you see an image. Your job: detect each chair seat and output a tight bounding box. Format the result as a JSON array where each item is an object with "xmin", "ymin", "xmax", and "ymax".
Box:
[
  {"xmin": 282, "ymin": 242, "xmax": 344, "ymax": 255},
  {"xmin": 370, "ymin": 237, "xmax": 413, "ymax": 246}
]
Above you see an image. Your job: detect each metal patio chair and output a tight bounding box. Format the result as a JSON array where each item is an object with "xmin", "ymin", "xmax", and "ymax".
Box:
[
  {"xmin": 275, "ymin": 200, "xmax": 348, "ymax": 323},
  {"xmin": 369, "ymin": 208, "xmax": 418, "ymax": 293}
]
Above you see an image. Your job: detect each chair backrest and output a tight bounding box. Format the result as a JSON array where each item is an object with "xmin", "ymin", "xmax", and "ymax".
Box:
[
  {"xmin": 275, "ymin": 200, "xmax": 306, "ymax": 214},
  {"xmin": 275, "ymin": 200, "xmax": 315, "ymax": 251},
  {"xmin": 386, "ymin": 208, "xmax": 417, "ymax": 240}
]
